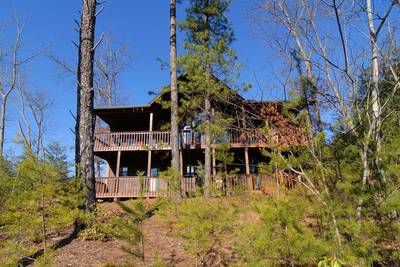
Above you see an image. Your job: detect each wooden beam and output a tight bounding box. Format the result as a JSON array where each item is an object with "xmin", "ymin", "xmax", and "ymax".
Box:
[
  {"xmin": 116, "ymin": 150, "xmax": 121, "ymax": 177},
  {"xmin": 148, "ymin": 112, "xmax": 153, "ymax": 177},
  {"xmin": 147, "ymin": 150, "xmax": 152, "ymax": 177},
  {"xmin": 245, "ymin": 147, "xmax": 253, "ymax": 190},
  {"xmin": 179, "ymin": 150, "xmax": 183, "ymax": 175},
  {"xmin": 212, "ymin": 148, "xmax": 216, "ymax": 175},
  {"xmin": 244, "ymin": 147, "xmax": 250, "ymax": 175},
  {"xmin": 106, "ymin": 161, "xmax": 111, "ymax": 177},
  {"xmin": 149, "ymin": 112, "xmax": 154, "ymax": 131}
]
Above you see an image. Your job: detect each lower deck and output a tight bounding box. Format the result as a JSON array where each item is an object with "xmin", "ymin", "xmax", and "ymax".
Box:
[
  {"xmin": 95, "ymin": 173, "xmax": 299, "ymax": 199},
  {"xmin": 95, "ymin": 147, "xmax": 271, "ymax": 178}
]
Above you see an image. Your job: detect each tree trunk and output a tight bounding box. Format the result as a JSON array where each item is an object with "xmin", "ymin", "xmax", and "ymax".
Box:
[
  {"xmin": 202, "ymin": 0, "xmax": 212, "ymax": 198},
  {"xmin": 75, "ymin": 79, "xmax": 81, "ymax": 176},
  {"xmin": 0, "ymin": 95, "xmax": 6, "ymax": 158},
  {"xmin": 170, "ymin": 0, "xmax": 181, "ymax": 197},
  {"xmin": 77, "ymin": 0, "xmax": 97, "ymax": 212},
  {"xmin": 204, "ymin": 96, "xmax": 212, "ymax": 198},
  {"xmin": 366, "ymin": 0, "xmax": 384, "ymax": 182}
]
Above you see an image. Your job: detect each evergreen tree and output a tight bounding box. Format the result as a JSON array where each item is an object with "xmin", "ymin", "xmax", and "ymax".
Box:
[
  {"xmin": 179, "ymin": 0, "xmax": 240, "ymax": 197},
  {"xmin": 235, "ymin": 195, "xmax": 331, "ymax": 266},
  {"xmin": 45, "ymin": 141, "xmax": 70, "ymax": 180},
  {"xmin": 76, "ymin": 0, "xmax": 98, "ymax": 212},
  {"xmin": 161, "ymin": 197, "xmax": 238, "ymax": 266},
  {"xmin": 0, "ymin": 151, "xmax": 84, "ymax": 265}
]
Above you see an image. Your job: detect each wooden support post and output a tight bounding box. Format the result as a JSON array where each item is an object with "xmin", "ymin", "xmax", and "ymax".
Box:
[
  {"xmin": 149, "ymin": 112, "xmax": 154, "ymax": 131},
  {"xmin": 212, "ymin": 148, "xmax": 216, "ymax": 175},
  {"xmin": 116, "ymin": 150, "xmax": 121, "ymax": 177},
  {"xmin": 179, "ymin": 150, "xmax": 183, "ymax": 175},
  {"xmin": 148, "ymin": 112, "xmax": 153, "ymax": 177},
  {"xmin": 147, "ymin": 150, "xmax": 152, "ymax": 177},
  {"xmin": 106, "ymin": 161, "xmax": 111, "ymax": 177},
  {"xmin": 245, "ymin": 147, "xmax": 250, "ymax": 175},
  {"xmin": 245, "ymin": 147, "xmax": 252, "ymax": 190},
  {"xmin": 115, "ymin": 150, "xmax": 121, "ymax": 201}
]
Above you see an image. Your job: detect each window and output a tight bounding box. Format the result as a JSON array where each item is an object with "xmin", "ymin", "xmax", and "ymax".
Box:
[
  {"xmin": 186, "ymin": 165, "xmax": 196, "ymax": 176},
  {"xmin": 150, "ymin": 168, "xmax": 159, "ymax": 177},
  {"xmin": 121, "ymin": 166, "xmax": 128, "ymax": 176}
]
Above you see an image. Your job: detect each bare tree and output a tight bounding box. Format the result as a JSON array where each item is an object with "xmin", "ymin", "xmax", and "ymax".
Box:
[
  {"xmin": 77, "ymin": 0, "xmax": 98, "ymax": 212},
  {"xmin": 170, "ymin": 0, "xmax": 181, "ymax": 194},
  {"xmin": 93, "ymin": 34, "xmax": 130, "ymax": 179},
  {"xmin": 17, "ymin": 84, "xmax": 54, "ymax": 158},
  {"xmin": 251, "ymin": 0, "xmax": 399, "ymax": 239},
  {"xmin": 94, "ymin": 34, "xmax": 130, "ymax": 107},
  {"xmin": 50, "ymin": 32, "xmax": 129, "ymax": 180},
  {"xmin": 0, "ymin": 15, "xmax": 37, "ymax": 157}
]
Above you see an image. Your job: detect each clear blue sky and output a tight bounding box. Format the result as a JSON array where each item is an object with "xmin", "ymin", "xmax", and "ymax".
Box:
[{"xmin": 0, "ymin": 0, "xmax": 287, "ymax": 158}]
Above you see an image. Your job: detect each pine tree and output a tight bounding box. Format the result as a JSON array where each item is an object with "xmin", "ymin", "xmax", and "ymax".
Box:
[
  {"xmin": 76, "ymin": 0, "xmax": 97, "ymax": 211},
  {"xmin": 45, "ymin": 141, "xmax": 70, "ymax": 180},
  {"xmin": 179, "ymin": 0, "xmax": 239, "ymax": 197},
  {"xmin": 169, "ymin": 0, "xmax": 182, "ymax": 201},
  {"xmin": 0, "ymin": 151, "xmax": 83, "ymax": 265}
]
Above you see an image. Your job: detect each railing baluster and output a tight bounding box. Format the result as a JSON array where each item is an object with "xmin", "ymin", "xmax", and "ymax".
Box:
[{"xmin": 94, "ymin": 128, "xmax": 281, "ymax": 152}]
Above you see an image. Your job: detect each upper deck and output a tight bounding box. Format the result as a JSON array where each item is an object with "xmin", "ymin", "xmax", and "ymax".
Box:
[{"xmin": 94, "ymin": 128, "xmax": 305, "ymax": 152}]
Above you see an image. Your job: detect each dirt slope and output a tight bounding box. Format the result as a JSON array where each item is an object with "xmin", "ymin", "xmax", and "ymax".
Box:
[{"xmin": 47, "ymin": 203, "xmax": 195, "ymax": 267}]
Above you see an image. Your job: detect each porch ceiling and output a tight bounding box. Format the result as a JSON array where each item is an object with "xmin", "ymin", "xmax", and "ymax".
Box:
[{"xmin": 94, "ymin": 106, "xmax": 152, "ymax": 129}]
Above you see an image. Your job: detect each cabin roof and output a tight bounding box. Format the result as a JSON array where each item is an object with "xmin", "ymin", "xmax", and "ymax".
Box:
[{"xmin": 94, "ymin": 74, "xmax": 304, "ymax": 128}]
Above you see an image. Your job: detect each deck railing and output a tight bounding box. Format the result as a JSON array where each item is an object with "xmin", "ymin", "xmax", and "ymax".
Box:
[
  {"xmin": 94, "ymin": 131, "xmax": 171, "ymax": 151},
  {"xmin": 94, "ymin": 129, "xmax": 286, "ymax": 152},
  {"xmin": 95, "ymin": 173, "xmax": 298, "ymax": 199}
]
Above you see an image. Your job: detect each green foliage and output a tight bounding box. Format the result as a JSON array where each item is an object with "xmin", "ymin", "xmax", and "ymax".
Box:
[
  {"xmin": 0, "ymin": 151, "xmax": 84, "ymax": 265},
  {"xmin": 178, "ymin": 0, "xmax": 247, "ymax": 138},
  {"xmin": 106, "ymin": 199, "xmax": 163, "ymax": 264},
  {"xmin": 78, "ymin": 207, "xmax": 115, "ymax": 241},
  {"xmin": 234, "ymin": 195, "xmax": 331, "ymax": 266},
  {"xmin": 318, "ymin": 257, "xmax": 345, "ymax": 267},
  {"xmin": 161, "ymin": 197, "xmax": 238, "ymax": 266},
  {"xmin": 159, "ymin": 167, "xmax": 183, "ymax": 200},
  {"xmin": 45, "ymin": 141, "xmax": 70, "ymax": 180}
]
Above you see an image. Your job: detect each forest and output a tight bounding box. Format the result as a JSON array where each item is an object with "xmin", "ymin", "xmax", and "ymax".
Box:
[{"xmin": 0, "ymin": 0, "xmax": 399, "ymax": 266}]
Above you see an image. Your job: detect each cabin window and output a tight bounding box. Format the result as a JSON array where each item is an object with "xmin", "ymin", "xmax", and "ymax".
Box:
[
  {"xmin": 185, "ymin": 165, "xmax": 196, "ymax": 176},
  {"xmin": 150, "ymin": 168, "xmax": 159, "ymax": 177},
  {"xmin": 121, "ymin": 166, "xmax": 128, "ymax": 176}
]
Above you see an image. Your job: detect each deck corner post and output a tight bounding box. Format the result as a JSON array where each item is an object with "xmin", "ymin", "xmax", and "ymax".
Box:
[
  {"xmin": 149, "ymin": 112, "xmax": 154, "ymax": 132},
  {"xmin": 147, "ymin": 150, "xmax": 152, "ymax": 177},
  {"xmin": 179, "ymin": 150, "xmax": 183, "ymax": 175},
  {"xmin": 212, "ymin": 148, "xmax": 216, "ymax": 175},
  {"xmin": 147, "ymin": 112, "xmax": 153, "ymax": 177},
  {"xmin": 244, "ymin": 147, "xmax": 252, "ymax": 190},
  {"xmin": 116, "ymin": 150, "xmax": 121, "ymax": 177},
  {"xmin": 244, "ymin": 147, "xmax": 250, "ymax": 175}
]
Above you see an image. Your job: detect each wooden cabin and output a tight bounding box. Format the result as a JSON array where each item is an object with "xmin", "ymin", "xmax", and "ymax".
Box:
[{"xmin": 94, "ymin": 80, "xmax": 306, "ymax": 199}]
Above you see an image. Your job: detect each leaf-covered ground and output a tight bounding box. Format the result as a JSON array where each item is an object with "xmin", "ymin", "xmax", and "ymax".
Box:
[{"xmin": 42, "ymin": 202, "xmax": 195, "ymax": 267}]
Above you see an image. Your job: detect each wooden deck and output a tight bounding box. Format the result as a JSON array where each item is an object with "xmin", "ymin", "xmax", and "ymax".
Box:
[
  {"xmin": 95, "ymin": 173, "xmax": 298, "ymax": 199},
  {"xmin": 94, "ymin": 129, "xmax": 285, "ymax": 152}
]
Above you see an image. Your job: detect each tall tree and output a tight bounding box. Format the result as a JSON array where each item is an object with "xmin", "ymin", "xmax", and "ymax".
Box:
[
  {"xmin": 180, "ymin": 0, "xmax": 237, "ymax": 197},
  {"xmin": 170, "ymin": 0, "xmax": 180, "ymax": 188},
  {"xmin": 94, "ymin": 34, "xmax": 130, "ymax": 107},
  {"xmin": 77, "ymin": 0, "xmax": 97, "ymax": 211},
  {"xmin": 253, "ymin": 0, "xmax": 399, "ymax": 219},
  {"xmin": 17, "ymin": 88, "xmax": 54, "ymax": 158},
  {"xmin": 0, "ymin": 16, "xmax": 37, "ymax": 157}
]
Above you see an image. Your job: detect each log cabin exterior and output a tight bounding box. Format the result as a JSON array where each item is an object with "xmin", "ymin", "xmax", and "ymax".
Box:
[{"xmin": 94, "ymin": 80, "xmax": 306, "ymax": 199}]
